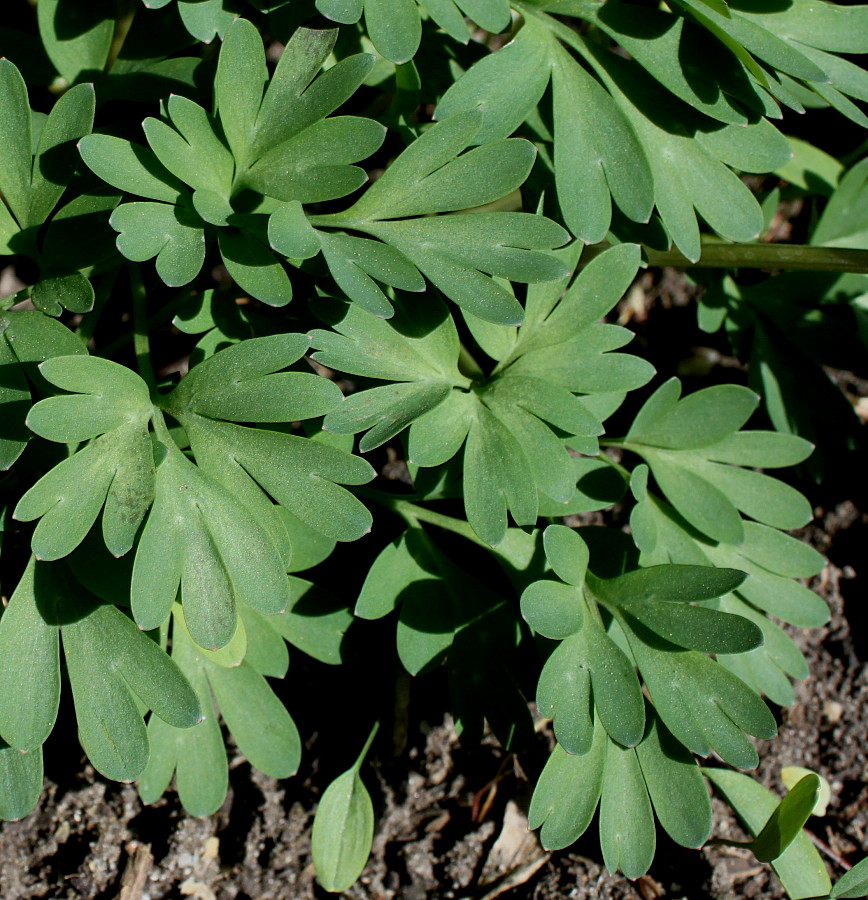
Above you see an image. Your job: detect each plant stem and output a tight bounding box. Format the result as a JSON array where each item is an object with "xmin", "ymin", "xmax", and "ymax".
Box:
[
  {"xmin": 596, "ymin": 446, "xmax": 633, "ymax": 483},
  {"xmin": 358, "ymin": 488, "xmax": 489, "ymax": 547},
  {"xmin": 107, "ymin": 0, "xmax": 137, "ymax": 71},
  {"xmin": 353, "ymin": 721, "xmax": 380, "ymax": 770},
  {"xmin": 582, "ymin": 241, "xmax": 868, "ymax": 274},
  {"xmin": 130, "ymin": 265, "xmax": 158, "ymax": 395},
  {"xmin": 458, "ymin": 343, "xmax": 486, "ymax": 380}
]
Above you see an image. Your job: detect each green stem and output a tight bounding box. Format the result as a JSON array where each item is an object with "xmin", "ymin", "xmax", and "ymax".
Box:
[
  {"xmin": 107, "ymin": 0, "xmax": 137, "ymax": 72},
  {"xmin": 458, "ymin": 343, "xmax": 486, "ymax": 381},
  {"xmin": 596, "ymin": 446, "xmax": 633, "ymax": 483},
  {"xmin": 358, "ymin": 488, "xmax": 489, "ymax": 547},
  {"xmin": 130, "ymin": 265, "xmax": 158, "ymax": 395},
  {"xmin": 583, "ymin": 241, "xmax": 868, "ymax": 274},
  {"xmin": 353, "ymin": 721, "xmax": 380, "ymax": 771}
]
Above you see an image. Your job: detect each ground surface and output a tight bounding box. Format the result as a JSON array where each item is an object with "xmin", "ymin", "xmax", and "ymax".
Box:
[{"xmin": 1, "ymin": 281, "xmax": 866, "ymax": 900}]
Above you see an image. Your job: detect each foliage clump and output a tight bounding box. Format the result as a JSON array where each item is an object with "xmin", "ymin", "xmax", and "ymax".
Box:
[{"xmin": 0, "ymin": 0, "xmax": 867, "ymax": 895}]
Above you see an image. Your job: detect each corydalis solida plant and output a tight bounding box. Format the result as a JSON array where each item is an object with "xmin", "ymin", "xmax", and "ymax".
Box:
[{"xmin": 0, "ymin": 0, "xmax": 866, "ymax": 895}]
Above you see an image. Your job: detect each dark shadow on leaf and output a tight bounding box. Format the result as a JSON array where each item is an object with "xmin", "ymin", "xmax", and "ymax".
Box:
[
  {"xmin": 597, "ymin": 2, "xmax": 672, "ymax": 40},
  {"xmin": 99, "ymin": 59, "xmax": 207, "ymax": 106},
  {"xmin": 387, "ymin": 291, "xmax": 450, "ymax": 340},
  {"xmin": 41, "ymin": 187, "xmax": 122, "ymax": 269},
  {"xmin": 576, "ymin": 464, "xmax": 627, "ymax": 505},
  {"xmin": 396, "ymin": 579, "xmax": 454, "ymax": 635},
  {"xmin": 49, "ymin": 0, "xmax": 113, "ymax": 41},
  {"xmin": 34, "ymin": 141, "xmax": 80, "ymax": 194},
  {"xmin": 727, "ymin": 0, "xmax": 792, "ymax": 12},
  {"xmin": 289, "ymin": 580, "xmax": 351, "ymax": 618},
  {"xmin": 33, "ymin": 560, "xmax": 101, "ymax": 627},
  {"xmin": 66, "ymin": 528, "xmax": 135, "ymax": 607}
]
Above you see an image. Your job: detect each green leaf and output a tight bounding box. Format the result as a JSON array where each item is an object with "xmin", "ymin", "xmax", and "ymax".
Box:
[
  {"xmin": 364, "ymin": 0, "xmax": 422, "ymax": 63},
  {"xmin": 830, "ymin": 856, "xmax": 868, "ymax": 899},
  {"xmin": 528, "ymin": 720, "xmax": 606, "ymax": 850},
  {"xmin": 237, "ymin": 604, "xmax": 290, "ymax": 677},
  {"xmin": 311, "ymin": 295, "xmax": 463, "ymax": 384},
  {"xmin": 281, "ymin": 510, "xmax": 337, "ymax": 573},
  {"xmin": 0, "ymin": 59, "xmax": 33, "ymax": 228},
  {"xmin": 206, "ymin": 657, "xmax": 301, "ymax": 777},
  {"xmin": 620, "ymin": 618, "xmax": 777, "ymax": 769},
  {"xmin": 587, "ymin": 1, "xmax": 757, "ymax": 125},
  {"xmin": 813, "ymin": 157, "xmax": 868, "ymax": 250},
  {"xmin": 596, "ymin": 50, "xmax": 766, "ymax": 260},
  {"xmin": 317, "ymin": 0, "xmax": 364, "ymax": 25},
  {"xmin": 705, "ymin": 431, "xmax": 815, "ymax": 469},
  {"xmin": 750, "ymin": 773, "xmax": 821, "ymax": 863},
  {"xmin": 218, "ymin": 228, "xmax": 293, "ymax": 307},
  {"xmin": 535, "ymin": 632, "xmax": 594, "ymax": 755},
  {"xmin": 626, "ymin": 379, "xmax": 814, "ymax": 544},
  {"xmin": 31, "ymin": 272, "xmax": 95, "ymax": 318},
  {"xmin": 169, "ymin": 334, "xmax": 340, "ymax": 423},
  {"xmin": 0, "ymin": 743, "xmax": 42, "ymax": 821},
  {"xmin": 356, "ymin": 526, "xmax": 438, "ymax": 621},
  {"xmin": 29, "ymin": 82, "xmax": 95, "ymax": 227},
  {"xmin": 435, "ymin": 20, "xmax": 551, "ymax": 144},
  {"xmin": 246, "ymin": 117, "xmax": 385, "ymax": 203},
  {"xmin": 590, "ymin": 565, "xmax": 762, "ymax": 654},
  {"xmin": 705, "ymin": 769, "xmax": 831, "ymax": 900},
  {"xmin": 536, "ymin": 617, "xmax": 646, "ymax": 750},
  {"xmin": 776, "ymin": 137, "xmax": 842, "ymax": 195},
  {"xmin": 131, "ymin": 440, "xmax": 292, "ymax": 648},
  {"xmin": 79, "ymin": 135, "xmax": 186, "ymax": 203},
  {"xmin": 143, "ymin": 116, "xmax": 229, "ymax": 197},
  {"xmin": 252, "ymin": 32, "xmax": 373, "ymax": 163},
  {"xmin": 311, "ymin": 725, "xmax": 377, "ymax": 892},
  {"xmin": 636, "ymin": 710, "xmax": 712, "ymax": 849},
  {"xmin": 111, "ymin": 201, "xmax": 206, "ymax": 287},
  {"xmin": 37, "ymin": 0, "xmax": 113, "ymax": 84},
  {"xmin": 551, "ymin": 44, "xmax": 654, "ymax": 242},
  {"xmin": 215, "ymin": 17, "xmax": 267, "ymax": 170},
  {"xmin": 318, "ymin": 231, "xmax": 423, "ymax": 318},
  {"xmin": 16, "ymin": 356, "xmax": 155, "ymax": 559},
  {"xmin": 0, "ymin": 321, "xmax": 33, "ymax": 471},
  {"xmin": 269, "ymin": 577, "xmax": 352, "ymax": 665},
  {"xmin": 599, "ymin": 737, "xmax": 655, "ymax": 879},
  {"xmin": 138, "ymin": 613, "xmax": 228, "ymax": 816},
  {"xmin": 521, "ymin": 580, "xmax": 583, "ymax": 640},
  {"xmin": 63, "ymin": 600, "xmax": 200, "ymax": 782},
  {"xmin": 164, "ymin": 354, "xmax": 374, "ymax": 542},
  {"xmin": 363, "ymin": 213, "xmax": 569, "ymax": 325},
  {"xmin": 357, "ymin": 124, "xmax": 536, "ymax": 219},
  {"xmin": 0, "ymin": 310, "xmax": 89, "ymax": 466},
  {"xmin": 269, "ymin": 201, "xmax": 322, "ymax": 259},
  {"xmin": 543, "ymin": 525, "xmax": 590, "ymax": 586},
  {"xmin": 627, "ymin": 381, "xmax": 758, "ymax": 449},
  {"xmin": 0, "ymin": 559, "xmax": 60, "ymax": 751},
  {"xmin": 464, "ymin": 402, "xmax": 537, "ymax": 546},
  {"xmin": 165, "ymin": 94, "xmax": 234, "ymax": 195},
  {"xmin": 715, "ymin": 595, "xmax": 808, "ymax": 707},
  {"xmin": 176, "ymin": 0, "xmax": 237, "ymax": 42}
]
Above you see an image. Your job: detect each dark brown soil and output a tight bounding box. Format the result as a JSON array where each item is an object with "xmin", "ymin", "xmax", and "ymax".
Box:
[{"xmin": 0, "ymin": 496, "xmax": 865, "ymax": 900}]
